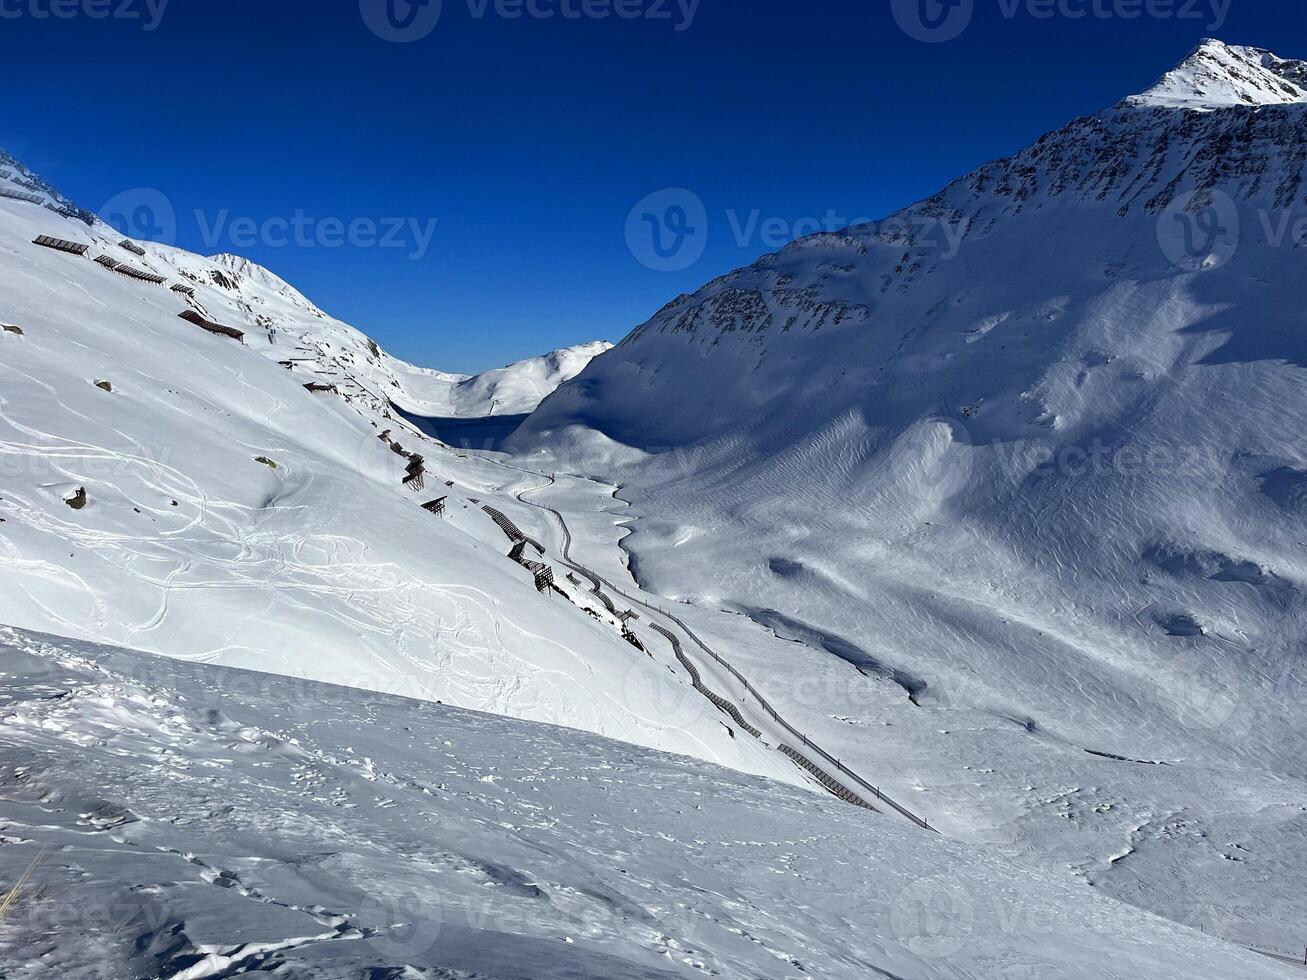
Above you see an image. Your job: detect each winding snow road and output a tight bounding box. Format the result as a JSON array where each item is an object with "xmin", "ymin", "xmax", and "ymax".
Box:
[{"xmin": 505, "ymin": 467, "xmax": 936, "ymax": 833}]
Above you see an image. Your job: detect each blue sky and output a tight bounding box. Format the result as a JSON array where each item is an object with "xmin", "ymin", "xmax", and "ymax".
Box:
[{"xmin": 1, "ymin": 0, "xmax": 1302, "ymax": 372}]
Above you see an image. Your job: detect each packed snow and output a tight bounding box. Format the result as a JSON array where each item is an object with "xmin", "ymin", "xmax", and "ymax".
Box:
[
  {"xmin": 511, "ymin": 39, "xmax": 1307, "ymax": 954},
  {"xmin": 0, "ymin": 626, "xmax": 1292, "ymax": 978}
]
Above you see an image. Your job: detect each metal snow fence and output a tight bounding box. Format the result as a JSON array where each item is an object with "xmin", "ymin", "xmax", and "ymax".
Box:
[
  {"xmin": 178, "ymin": 309, "xmax": 245, "ymax": 342},
  {"xmin": 32, "ymin": 235, "xmax": 89, "ymax": 256},
  {"xmin": 0, "ymin": 187, "xmax": 44, "ymax": 204}
]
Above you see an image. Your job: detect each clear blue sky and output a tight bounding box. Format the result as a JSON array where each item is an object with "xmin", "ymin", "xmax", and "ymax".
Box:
[{"xmin": 1, "ymin": 1, "xmax": 1301, "ymax": 373}]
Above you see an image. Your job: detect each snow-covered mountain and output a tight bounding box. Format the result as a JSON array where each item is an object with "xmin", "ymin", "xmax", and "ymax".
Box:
[
  {"xmin": 0, "ymin": 157, "xmax": 793, "ymax": 789},
  {"xmin": 510, "ymin": 40, "xmax": 1307, "ymax": 951},
  {"xmin": 3, "ymin": 625, "xmax": 1290, "ymax": 978},
  {"xmin": 392, "ymin": 341, "xmax": 613, "ymax": 418}
]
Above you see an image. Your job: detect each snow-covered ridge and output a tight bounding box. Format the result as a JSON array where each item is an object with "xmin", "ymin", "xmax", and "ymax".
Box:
[
  {"xmin": 0, "ymin": 148, "xmax": 791, "ymax": 786},
  {"xmin": 1129, "ymin": 39, "xmax": 1307, "ymax": 111},
  {"xmin": 0, "ymin": 626, "xmax": 1289, "ymax": 979},
  {"xmin": 392, "ymin": 340, "xmax": 614, "ymax": 418},
  {"xmin": 532, "ymin": 40, "xmax": 1307, "ymax": 376}
]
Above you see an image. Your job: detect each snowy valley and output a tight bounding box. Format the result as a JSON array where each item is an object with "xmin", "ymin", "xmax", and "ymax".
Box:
[{"xmin": 0, "ymin": 35, "xmax": 1305, "ymax": 980}]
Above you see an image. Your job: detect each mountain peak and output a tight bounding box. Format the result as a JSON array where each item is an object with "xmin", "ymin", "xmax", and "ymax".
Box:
[{"xmin": 1127, "ymin": 39, "xmax": 1307, "ymax": 111}]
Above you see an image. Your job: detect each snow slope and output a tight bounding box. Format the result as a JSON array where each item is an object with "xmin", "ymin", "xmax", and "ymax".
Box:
[
  {"xmin": 391, "ymin": 341, "xmax": 614, "ymax": 418},
  {"xmin": 0, "ymin": 625, "xmax": 1292, "ymax": 979},
  {"xmin": 0, "ymin": 158, "xmax": 791, "ymax": 787},
  {"xmin": 509, "ymin": 40, "xmax": 1307, "ymax": 950}
]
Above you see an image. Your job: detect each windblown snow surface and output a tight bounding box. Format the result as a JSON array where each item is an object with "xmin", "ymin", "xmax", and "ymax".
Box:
[
  {"xmin": 511, "ymin": 40, "xmax": 1307, "ymax": 954},
  {"xmin": 0, "ymin": 626, "xmax": 1291, "ymax": 979}
]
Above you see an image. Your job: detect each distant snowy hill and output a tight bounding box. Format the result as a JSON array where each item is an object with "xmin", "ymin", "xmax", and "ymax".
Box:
[
  {"xmin": 511, "ymin": 40, "xmax": 1307, "ymax": 951},
  {"xmin": 392, "ymin": 341, "xmax": 613, "ymax": 418},
  {"xmin": 0, "ymin": 626, "xmax": 1290, "ymax": 979}
]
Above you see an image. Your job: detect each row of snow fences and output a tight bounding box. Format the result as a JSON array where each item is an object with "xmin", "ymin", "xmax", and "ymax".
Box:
[
  {"xmin": 779, "ymin": 745, "xmax": 879, "ymax": 812},
  {"xmin": 655, "ymin": 615, "xmax": 937, "ymax": 832},
  {"xmin": 648, "ymin": 622, "xmax": 764, "ymax": 737},
  {"xmin": 482, "ymin": 505, "xmax": 526, "ymax": 543},
  {"xmin": 1, "ymin": 187, "xmax": 44, "ymax": 204},
  {"xmin": 32, "ymin": 235, "xmax": 90, "ymax": 256},
  {"xmin": 178, "ymin": 309, "xmax": 245, "ymax": 342},
  {"xmin": 119, "ymin": 239, "xmax": 147, "ymax": 257}
]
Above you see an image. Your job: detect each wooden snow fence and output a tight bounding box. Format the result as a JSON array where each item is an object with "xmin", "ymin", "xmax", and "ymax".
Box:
[
  {"xmin": 114, "ymin": 263, "xmax": 167, "ymax": 285},
  {"xmin": 421, "ymin": 497, "xmax": 447, "ymax": 517},
  {"xmin": 303, "ymin": 382, "xmax": 338, "ymax": 395},
  {"xmin": 32, "ymin": 235, "xmax": 89, "ymax": 256},
  {"xmin": 94, "ymin": 255, "xmax": 120, "ymax": 270},
  {"xmin": 482, "ymin": 505, "xmax": 525, "ymax": 543},
  {"xmin": 178, "ymin": 309, "xmax": 245, "ymax": 342},
  {"xmin": 170, "ymin": 283, "xmax": 195, "ymax": 297},
  {"xmin": 119, "ymin": 239, "xmax": 147, "ymax": 256},
  {"xmin": 481, "ymin": 506, "xmax": 547, "ymax": 553},
  {"xmin": 403, "ymin": 455, "xmax": 426, "ymax": 492}
]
